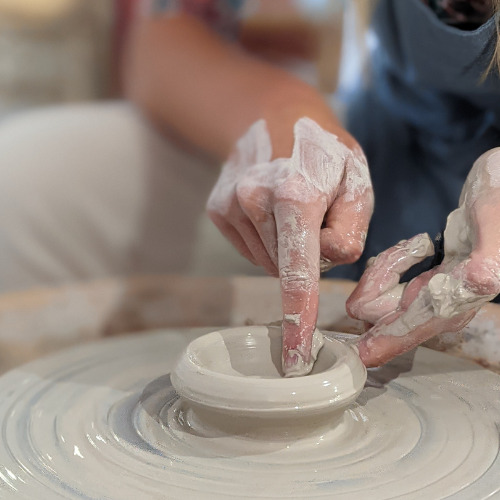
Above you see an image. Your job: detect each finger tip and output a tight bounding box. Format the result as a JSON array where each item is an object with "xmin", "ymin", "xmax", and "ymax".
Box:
[
  {"xmin": 345, "ymin": 297, "xmax": 355, "ymax": 315},
  {"xmin": 357, "ymin": 340, "xmax": 372, "ymax": 366},
  {"xmin": 282, "ymin": 350, "xmax": 312, "ymax": 377},
  {"xmin": 281, "ymin": 323, "xmax": 308, "ymax": 377},
  {"xmin": 357, "ymin": 336, "xmax": 386, "ymax": 368}
]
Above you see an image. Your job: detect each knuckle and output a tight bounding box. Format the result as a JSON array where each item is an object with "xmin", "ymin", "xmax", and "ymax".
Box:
[
  {"xmin": 464, "ymin": 258, "xmax": 500, "ymax": 296},
  {"xmin": 207, "ymin": 188, "xmax": 239, "ymax": 218},
  {"xmin": 235, "ymin": 182, "xmax": 256, "ymax": 208},
  {"xmin": 274, "ymin": 176, "xmax": 307, "ymax": 202},
  {"xmin": 280, "ymin": 267, "xmax": 316, "ymax": 292},
  {"xmin": 341, "ymin": 239, "xmax": 364, "ymax": 264},
  {"xmin": 345, "ymin": 296, "xmax": 360, "ymax": 317},
  {"xmin": 327, "ymin": 237, "xmax": 365, "ymax": 265},
  {"xmin": 206, "ymin": 192, "xmax": 228, "ymax": 216},
  {"xmin": 235, "ymin": 182, "xmax": 270, "ymax": 220},
  {"xmin": 345, "ymin": 292, "xmax": 373, "ymax": 321}
]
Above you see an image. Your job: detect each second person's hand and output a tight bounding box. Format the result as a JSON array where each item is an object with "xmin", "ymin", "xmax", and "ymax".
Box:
[{"xmin": 347, "ymin": 148, "xmax": 500, "ymax": 367}]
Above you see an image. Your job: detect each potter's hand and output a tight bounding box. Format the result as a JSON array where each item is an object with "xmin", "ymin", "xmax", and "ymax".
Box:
[
  {"xmin": 347, "ymin": 148, "xmax": 500, "ymax": 367},
  {"xmin": 207, "ymin": 117, "xmax": 373, "ymax": 376}
]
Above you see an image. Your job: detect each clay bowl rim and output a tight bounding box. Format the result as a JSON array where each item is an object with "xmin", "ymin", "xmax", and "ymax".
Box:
[{"xmin": 170, "ymin": 326, "xmax": 367, "ymax": 417}]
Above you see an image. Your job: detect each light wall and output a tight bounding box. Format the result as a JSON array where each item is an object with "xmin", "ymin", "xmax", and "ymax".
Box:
[{"xmin": 0, "ymin": 0, "xmax": 114, "ymax": 112}]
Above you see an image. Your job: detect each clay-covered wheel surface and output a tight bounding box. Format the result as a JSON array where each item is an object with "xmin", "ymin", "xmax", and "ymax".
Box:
[{"xmin": 0, "ymin": 328, "xmax": 499, "ymax": 499}]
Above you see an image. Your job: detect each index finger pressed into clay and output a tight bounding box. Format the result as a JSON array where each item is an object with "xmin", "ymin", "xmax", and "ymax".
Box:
[{"xmin": 274, "ymin": 201, "xmax": 323, "ymax": 377}]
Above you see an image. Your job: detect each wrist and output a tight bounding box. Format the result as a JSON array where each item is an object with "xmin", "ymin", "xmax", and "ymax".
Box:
[{"xmin": 257, "ymin": 80, "xmax": 357, "ymax": 159}]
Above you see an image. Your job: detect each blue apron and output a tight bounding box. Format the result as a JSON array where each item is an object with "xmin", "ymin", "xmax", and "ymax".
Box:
[{"xmin": 329, "ymin": 0, "xmax": 500, "ymax": 280}]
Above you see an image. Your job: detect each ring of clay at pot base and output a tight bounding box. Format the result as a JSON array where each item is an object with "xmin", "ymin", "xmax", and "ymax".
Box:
[{"xmin": 170, "ymin": 326, "xmax": 367, "ymax": 418}]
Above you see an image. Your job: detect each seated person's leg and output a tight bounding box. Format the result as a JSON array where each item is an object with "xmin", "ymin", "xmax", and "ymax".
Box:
[{"xmin": 0, "ymin": 101, "xmax": 223, "ymax": 292}]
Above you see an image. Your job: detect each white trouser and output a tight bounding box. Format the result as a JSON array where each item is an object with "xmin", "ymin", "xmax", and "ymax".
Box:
[{"xmin": 0, "ymin": 101, "xmax": 262, "ymax": 293}]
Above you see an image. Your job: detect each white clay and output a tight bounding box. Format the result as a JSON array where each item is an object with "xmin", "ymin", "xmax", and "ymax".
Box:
[
  {"xmin": 171, "ymin": 326, "xmax": 363, "ymax": 415},
  {"xmin": 212, "ymin": 117, "xmax": 371, "ymax": 209},
  {"xmin": 427, "ymin": 272, "xmax": 493, "ymax": 317},
  {"xmin": 283, "ymin": 313, "xmax": 301, "ymax": 325},
  {"xmin": 0, "ymin": 329, "xmax": 500, "ymax": 500},
  {"xmin": 485, "ymin": 147, "xmax": 500, "ymax": 187},
  {"xmin": 464, "ymin": 146, "xmax": 500, "ymax": 195},
  {"xmin": 283, "ymin": 328, "xmax": 325, "ymax": 377},
  {"xmin": 0, "ymin": 328, "xmax": 499, "ymax": 499}
]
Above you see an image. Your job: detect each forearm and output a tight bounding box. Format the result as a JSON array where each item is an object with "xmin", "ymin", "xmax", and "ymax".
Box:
[{"xmin": 124, "ymin": 13, "xmax": 348, "ymax": 160}]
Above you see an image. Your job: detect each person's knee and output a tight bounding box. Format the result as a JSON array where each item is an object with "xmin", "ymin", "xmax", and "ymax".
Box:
[{"xmin": 0, "ymin": 103, "xmax": 148, "ymax": 290}]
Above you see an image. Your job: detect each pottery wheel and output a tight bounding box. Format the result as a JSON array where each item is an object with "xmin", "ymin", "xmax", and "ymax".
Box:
[{"xmin": 0, "ymin": 327, "xmax": 499, "ymax": 499}]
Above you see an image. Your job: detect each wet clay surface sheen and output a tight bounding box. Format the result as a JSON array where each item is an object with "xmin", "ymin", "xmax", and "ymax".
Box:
[{"xmin": 0, "ymin": 328, "xmax": 499, "ymax": 499}]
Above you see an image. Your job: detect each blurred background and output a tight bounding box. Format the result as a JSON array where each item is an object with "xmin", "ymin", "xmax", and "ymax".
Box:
[
  {"xmin": 0, "ymin": 0, "xmax": 114, "ymax": 113},
  {"xmin": 0, "ymin": 0, "xmax": 347, "ymax": 114}
]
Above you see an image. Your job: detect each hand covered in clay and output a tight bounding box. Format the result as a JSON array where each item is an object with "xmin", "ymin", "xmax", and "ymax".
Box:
[
  {"xmin": 347, "ymin": 148, "xmax": 500, "ymax": 367},
  {"xmin": 207, "ymin": 117, "xmax": 373, "ymax": 376}
]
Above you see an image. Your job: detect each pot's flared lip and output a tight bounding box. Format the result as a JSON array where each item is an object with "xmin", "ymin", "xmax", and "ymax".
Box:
[{"xmin": 170, "ymin": 326, "xmax": 367, "ymax": 416}]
